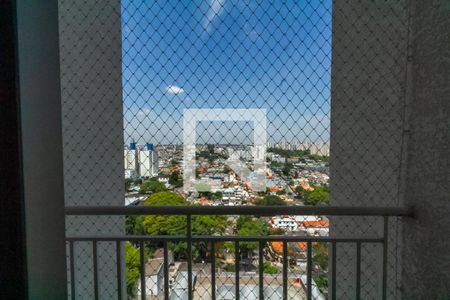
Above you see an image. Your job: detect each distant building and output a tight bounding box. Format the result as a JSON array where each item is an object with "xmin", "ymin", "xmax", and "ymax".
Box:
[
  {"xmin": 136, "ymin": 249, "xmax": 174, "ymax": 298},
  {"xmin": 157, "ymin": 175, "xmax": 169, "ymax": 184},
  {"xmin": 138, "ymin": 143, "xmax": 159, "ymax": 178},
  {"xmin": 124, "ymin": 142, "xmax": 138, "ymax": 171},
  {"xmin": 298, "ymin": 219, "xmax": 329, "ymax": 236},
  {"xmin": 270, "ymin": 216, "xmax": 299, "ymax": 231},
  {"xmin": 287, "ymin": 157, "xmax": 300, "ymax": 163},
  {"xmin": 271, "ymin": 154, "xmax": 286, "ymax": 163},
  {"xmin": 221, "ymin": 186, "xmax": 249, "ymax": 205},
  {"xmin": 222, "ymin": 187, "xmax": 239, "ymax": 205},
  {"xmin": 124, "ymin": 168, "xmax": 138, "ymax": 179},
  {"xmin": 124, "ymin": 143, "xmax": 159, "ymax": 178},
  {"xmin": 217, "ymin": 285, "xmax": 282, "ymax": 300},
  {"xmin": 170, "ymin": 271, "xmax": 197, "ymax": 300}
]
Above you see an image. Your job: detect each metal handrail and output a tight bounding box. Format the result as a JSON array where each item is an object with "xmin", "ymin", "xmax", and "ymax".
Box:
[
  {"xmin": 65, "ymin": 205, "xmax": 414, "ymax": 216},
  {"xmin": 65, "ymin": 205, "xmax": 413, "ymax": 300},
  {"xmin": 65, "ymin": 235, "xmax": 384, "ymax": 243}
]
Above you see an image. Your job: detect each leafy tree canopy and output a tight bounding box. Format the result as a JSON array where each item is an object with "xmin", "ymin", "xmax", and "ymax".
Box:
[
  {"xmin": 263, "ymin": 262, "xmax": 280, "ymax": 274},
  {"xmin": 304, "ymin": 185, "xmax": 330, "ymax": 205},
  {"xmin": 140, "ymin": 191, "xmax": 227, "ymax": 259},
  {"xmin": 211, "ymin": 191, "xmax": 223, "ymax": 200},
  {"xmin": 139, "ymin": 177, "xmax": 167, "ymax": 194},
  {"xmin": 268, "ymin": 147, "xmax": 329, "ymax": 162},
  {"xmin": 125, "ymin": 242, "xmax": 140, "ymax": 296},
  {"xmin": 142, "ymin": 192, "xmax": 188, "ymax": 235},
  {"xmin": 255, "ymin": 195, "xmax": 286, "ymax": 206},
  {"xmin": 169, "ymin": 172, "xmax": 183, "ymax": 188},
  {"xmin": 295, "ymin": 185, "xmax": 330, "ymax": 206},
  {"xmin": 235, "ymin": 216, "xmax": 269, "ymax": 253},
  {"xmin": 313, "ymin": 242, "xmax": 328, "ymax": 270}
]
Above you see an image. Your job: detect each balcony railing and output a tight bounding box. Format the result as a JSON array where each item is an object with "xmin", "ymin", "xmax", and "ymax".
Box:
[{"xmin": 65, "ymin": 206, "xmax": 412, "ymax": 300}]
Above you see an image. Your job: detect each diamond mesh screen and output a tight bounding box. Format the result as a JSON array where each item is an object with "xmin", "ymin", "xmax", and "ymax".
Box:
[{"xmin": 60, "ymin": 0, "xmax": 410, "ymax": 299}]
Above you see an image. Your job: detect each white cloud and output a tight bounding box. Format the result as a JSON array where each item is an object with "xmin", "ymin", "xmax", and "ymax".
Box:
[
  {"xmin": 202, "ymin": 0, "xmax": 225, "ymax": 33},
  {"xmin": 165, "ymin": 85, "xmax": 184, "ymax": 95},
  {"xmin": 137, "ymin": 108, "xmax": 151, "ymax": 116}
]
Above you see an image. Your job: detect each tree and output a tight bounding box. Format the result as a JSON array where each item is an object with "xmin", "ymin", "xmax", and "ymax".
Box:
[
  {"xmin": 169, "ymin": 171, "xmax": 183, "ymax": 188},
  {"xmin": 207, "ymin": 144, "xmax": 215, "ymax": 154},
  {"xmin": 125, "ymin": 242, "xmax": 140, "ymax": 296},
  {"xmin": 210, "ymin": 191, "xmax": 222, "ymax": 200},
  {"xmin": 125, "ymin": 178, "xmax": 134, "ymax": 191},
  {"xmin": 295, "ymin": 185, "xmax": 309, "ymax": 200},
  {"xmin": 140, "ymin": 191, "xmax": 227, "ymax": 259},
  {"xmin": 312, "ymin": 242, "xmax": 329, "ymax": 292},
  {"xmin": 263, "ymin": 262, "xmax": 280, "ymax": 274},
  {"xmin": 139, "ymin": 177, "xmax": 167, "ymax": 194},
  {"xmin": 126, "ymin": 215, "xmax": 145, "ymax": 235},
  {"xmin": 295, "ymin": 185, "xmax": 330, "ymax": 205},
  {"xmin": 142, "ymin": 192, "xmax": 188, "ymax": 236},
  {"xmin": 195, "ymin": 182, "xmax": 212, "ymax": 198},
  {"xmin": 235, "ymin": 217, "xmax": 269, "ymax": 254},
  {"xmin": 255, "ymin": 195, "xmax": 286, "ymax": 206},
  {"xmin": 267, "ymin": 147, "xmax": 329, "ymax": 162},
  {"xmin": 312, "ymin": 242, "xmax": 328, "ymax": 270},
  {"xmin": 224, "ymin": 216, "xmax": 269, "ymax": 255},
  {"xmin": 192, "ymin": 214, "xmax": 227, "ymax": 258},
  {"xmin": 314, "ymin": 275, "xmax": 328, "ymax": 291},
  {"xmin": 224, "ymin": 264, "xmax": 236, "ymax": 272},
  {"xmin": 304, "ymin": 185, "xmax": 330, "ymax": 205},
  {"xmin": 170, "ymin": 159, "xmax": 180, "ymax": 166},
  {"xmin": 269, "ymin": 227, "xmax": 285, "ymax": 235},
  {"xmin": 282, "ymin": 163, "xmax": 293, "ymax": 176}
]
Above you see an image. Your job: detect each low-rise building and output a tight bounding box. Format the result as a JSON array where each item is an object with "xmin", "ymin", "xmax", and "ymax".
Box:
[
  {"xmin": 270, "ymin": 216, "xmax": 299, "ymax": 231},
  {"xmin": 298, "ymin": 219, "xmax": 329, "ymax": 236},
  {"xmin": 136, "ymin": 249, "xmax": 174, "ymax": 298}
]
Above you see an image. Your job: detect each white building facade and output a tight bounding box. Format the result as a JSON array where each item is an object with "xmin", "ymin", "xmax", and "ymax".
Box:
[{"xmin": 124, "ymin": 143, "xmax": 159, "ymax": 179}]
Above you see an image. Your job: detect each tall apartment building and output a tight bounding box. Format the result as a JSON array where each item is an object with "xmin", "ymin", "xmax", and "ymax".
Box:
[
  {"xmin": 124, "ymin": 143, "xmax": 159, "ymax": 179},
  {"xmin": 139, "ymin": 143, "xmax": 159, "ymax": 178},
  {"xmin": 124, "ymin": 142, "xmax": 137, "ymax": 172}
]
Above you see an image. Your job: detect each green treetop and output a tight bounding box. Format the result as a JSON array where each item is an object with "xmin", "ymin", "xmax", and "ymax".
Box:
[
  {"xmin": 139, "ymin": 177, "xmax": 167, "ymax": 194},
  {"xmin": 254, "ymin": 195, "xmax": 287, "ymax": 206},
  {"xmin": 295, "ymin": 185, "xmax": 330, "ymax": 205},
  {"xmin": 140, "ymin": 191, "xmax": 227, "ymax": 259}
]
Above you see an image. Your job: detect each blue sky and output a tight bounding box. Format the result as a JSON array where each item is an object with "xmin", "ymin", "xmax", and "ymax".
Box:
[{"xmin": 121, "ymin": 0, "xmax": 331, "ymax": 145}]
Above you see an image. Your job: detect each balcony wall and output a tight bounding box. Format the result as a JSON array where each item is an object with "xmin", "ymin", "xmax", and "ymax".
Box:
[
  {"xmin": 58, "ymin": 0, "xmax": 125, "ymax": 298},
  {"xmin": 401, "ymin": 0, "xmax": 450, "ymax": 298},
  {"xmin": 330, "ymin": 1, "xmax": 409, "ymax": 299},
  {"xmin": 331, "ymin": 0, "xmax": 450, "ymax": 298}
]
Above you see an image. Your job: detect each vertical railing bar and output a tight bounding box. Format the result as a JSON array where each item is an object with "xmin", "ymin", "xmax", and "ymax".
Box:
[
  {"xmin": 93, "ymin": 241, "xmax": 99, "ymax": 300},
  {"xmin": 356, "ymin": 241, "xmax": 361, "ymax": 300},
  {"xmin": 382, "ymin": 216, "xmax": 388, "ymax": 300},
  {"xmin": 116, "ymin": 241, "xmax": 122, "ymax": 300},
  {"xmin": 235, "ymin": 241, "xmax": 240, "ymax": 300},
  {"xmin": 187, "ymin": 214, "xmax": 193, "ymax": 300},
  {"xmin": 259, "ymin": 241, "xmax": 264, "ymax": 300},
  {"xmin": 163, "ymin": 241, "xmax": 170, "ymax": 300},
  {"xmin": 139, "ymin": 241, "xmax": 145, "ymax": 300},
  {"xmin": 331, "ymin": 242, "xmax": 337, "ymax": 300},
  {"xmin": 282, "ymin": 241, "xmax": 288, "ymax": 300},
  {"xmin": 69, "ymin": 241, "xmax": 76, "ymax": 300},
  {"xmin": 307, "ymin": 241, "xmax": 312, "ymax": 300},
  {"xmin": 211, "ymin": 242, "xmax": 216, "ymax": 300}
]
